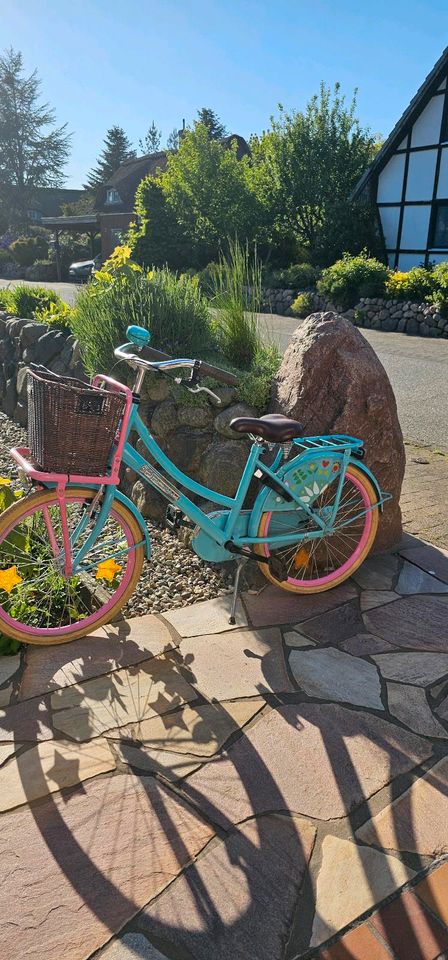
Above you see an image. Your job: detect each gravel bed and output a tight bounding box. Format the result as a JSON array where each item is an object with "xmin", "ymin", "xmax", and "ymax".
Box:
[{"xmin": 0, "ymin": 412, "xmax": 233, "ymax": 617}]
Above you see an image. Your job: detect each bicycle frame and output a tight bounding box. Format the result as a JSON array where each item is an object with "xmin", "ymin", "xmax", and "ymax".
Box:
[{"xmin": 11, "ymin": 390, "xmax": 388, "ymax": 576}]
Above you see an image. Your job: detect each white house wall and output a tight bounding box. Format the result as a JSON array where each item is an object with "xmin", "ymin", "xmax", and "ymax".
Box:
[
  {"xmin": 411, "ymin": 95, "xmax": 444, "ymax": 147},
  {"xmin": 376, "ymin": 81, "xmax": 448, "ymax": 270}
]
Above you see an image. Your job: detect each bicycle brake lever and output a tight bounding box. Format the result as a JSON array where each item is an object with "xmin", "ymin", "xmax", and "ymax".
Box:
[{"xmin": 186, "ymin": 384, "xmax": 222, "ymax": 404}]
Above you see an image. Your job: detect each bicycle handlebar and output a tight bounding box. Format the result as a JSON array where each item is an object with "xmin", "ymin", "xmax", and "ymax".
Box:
[{"xmin": 114, "ymin": 342, "xmax": 239, "ymax": 387}]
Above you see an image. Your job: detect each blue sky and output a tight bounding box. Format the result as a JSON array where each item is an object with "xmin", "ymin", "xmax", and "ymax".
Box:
[{"xmin": 1, "ymin": 0, "xmax": 448, "ymax": 187}]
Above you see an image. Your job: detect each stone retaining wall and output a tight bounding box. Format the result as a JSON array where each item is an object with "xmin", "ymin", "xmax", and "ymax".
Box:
[
  {"xmin": 0, "ymin": 312, "xmax": 255, "ymax": 519},
  {"xmin": 259, "ymin": 288, "xmax": 448, "ymax": 337}
]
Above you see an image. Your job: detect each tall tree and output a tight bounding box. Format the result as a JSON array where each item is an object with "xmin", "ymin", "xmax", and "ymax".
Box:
[
  {"xmin": 139, "ymin": 121, "xmax": 162, "ymax": 155},
  {"xmin": 84, "ymin": 126, "xmax": 135, "ymax": 192},
  {"xmin": 166, "ymin": 127, "xmax": 180, "ymax": 151},
  {"xmin": 161, "ymin": 123, "xmax": 261, "ymax": 264},
  {"xmin": 196, "ymin": 107, "xmax": 227, "ymax": 139},
  {"xmin": 248, "ymin": 84, "xmax": 379, "ymax": 263},
  {"xmin": 0, "ymin": 47, "xmax": 71, "ymax": 227}
]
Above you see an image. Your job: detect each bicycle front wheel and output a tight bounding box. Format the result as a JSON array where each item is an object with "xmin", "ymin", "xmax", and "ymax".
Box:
[
  {"xmin": 256, "ymin": 463, "xmax": 379, "ymax": 593},
  {"xmin": 0, "ymin": 487, "xmax": 144, "ymax": 644}
]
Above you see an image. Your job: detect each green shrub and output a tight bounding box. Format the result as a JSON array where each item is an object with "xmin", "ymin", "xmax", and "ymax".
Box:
[
  {"xmin": 271, "ymin": 263, "xmax": 321, "ymax": 289},
  {"xmin": 317, "ymin": 252, "xmax": 388, "ymax": 308},
  {"xmin": 130, "ymin": 176, "xmax": 193, "ymax": 270},
  {"xmin": 0, "ymin": 288, "xmax": 13, "ymax": 312},
  {"xmin": 385, "ymin": 267, "xmax": 435, "ymax": 302},
  {"xmin": 291, "ymin": 291, "xmax": 314, "ymax": 318},
  {"xmin": 428, "ymin": 261, "xmax": 448, "ymax": 317},
  {"xmin": 238, "ymin": 346, "xmax": 281, "ymax": 412},
  {"xmin": 10, "ymin": 284, "xmax": 61, "ymax": 320},
  {"xmin": 0, "ymin": 248, "xmax": 12, "ymax": 266},
  {"xmin": 34, "ymin": 300, "xmax": 74, "ymax": 330},
  {"xmin": 10, "ymin": 235, "xmax": 48, "ymax": 267},
  {"xmin": 71, "ymin": 254, "xmax": 212, "ymax": 375},
  {"xmin": 197, "ymin": 262, "xmax": 219, "ymax": 297},
  {"xmin": 210, "ymin": 239, "xmax": 262, "ymax": 369},
  {"xmin": 0, "ymin": 479, "xmax": 24, "ymax": 655},
  {"xmin": 25, "ymin": 259, "xmax": 58, "ymax": 282}
]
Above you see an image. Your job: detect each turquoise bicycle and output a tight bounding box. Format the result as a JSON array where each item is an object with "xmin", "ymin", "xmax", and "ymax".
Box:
[{"xmin": 0, "ymin": 325, "xmax": 388, "ymax": 644}]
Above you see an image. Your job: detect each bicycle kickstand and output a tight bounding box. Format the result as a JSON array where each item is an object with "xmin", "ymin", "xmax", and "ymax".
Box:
[{"xmin": 229, "ymin": 557, "xmax": 249, "ymax": 625}]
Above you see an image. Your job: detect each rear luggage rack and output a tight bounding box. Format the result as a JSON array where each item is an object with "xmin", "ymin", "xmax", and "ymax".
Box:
[{"xmin": 293, "ymin": 434, "xmax": 364, "ymax": 454}]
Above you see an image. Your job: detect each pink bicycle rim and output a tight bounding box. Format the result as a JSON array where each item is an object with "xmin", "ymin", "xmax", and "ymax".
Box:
[
  {"xmin": 0, "ymin": 494, "xmax": 136, "ymax": 638},
  {"xmin": 261, "ymin": 471, "xmax": 372, "ymax": 588}
]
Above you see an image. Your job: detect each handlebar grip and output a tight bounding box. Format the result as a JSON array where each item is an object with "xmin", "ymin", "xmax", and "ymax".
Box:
[{"xmin": 142, "ymin": 346, "xmax": 239, "ymax": 387}]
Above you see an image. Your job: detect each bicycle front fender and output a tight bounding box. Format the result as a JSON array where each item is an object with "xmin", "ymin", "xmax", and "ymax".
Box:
[{"xmin": 66, "ymin": 483, "xmax": 152, "ymax": 560}]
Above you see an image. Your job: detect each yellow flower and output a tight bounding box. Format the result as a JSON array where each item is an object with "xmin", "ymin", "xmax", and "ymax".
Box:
[
  {"xmin": 0, "ymin": 565, "xmax": 23, "ymax": 593},
  {"xmin": 96, "ymin": 559, "xmax": 122, "ymax": 582},
  {"xmin": 0, "ymin": 477, "xmax": 12, "ymax": 487}
]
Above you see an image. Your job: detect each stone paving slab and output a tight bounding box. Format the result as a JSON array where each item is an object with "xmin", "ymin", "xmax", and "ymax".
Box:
[
  {"xmin": 51, "ymin": 654, "xmax": 198, "ymax": 742},
  {"xmin": 106, "ymin": 699, "xmax": 265, "ymax": 757},
  {"xmin": 114, "ymin": 742, "xmax": 203, "ymax": 781},
  {"xmin": 372, "ymin": 652, "xmax": 448, "ymax": 686},
  {"xmin": 360, "ymin": 590, "xmax": 400, "ymax": 611},
  {"xmin": 356, "ymin": 756, "xmax": 448, "ymax": 856},
  {"xmin": 0, "ymin": 694, "xmax": 53, "ymax": 741},
  {"xmin": 299, "ymin": 600, "xmax": 365, "ymax": 645},
  {"xmin": 289, "ymin": 647, "xmax": 383, "ymax": 709},
  {"xmin": 396, "ymin": 561, "xmax": 448, "ymax": 596},
  {"xmin": 364, "ymin": 595, "xmax": 448, "ymax": 651},
  {"xmin": 0, "ymin": 737, "xmax": 116, "ymax": 811},
  {"xmin": 135, "ymin": 814, "xmax": 316, "ymax": 960},
  {"xmin": 162, "ymin": 594, "xmax": 246, "ymax": 636},
  {"xmin": 386, "ymin": 683, "xmax": 448, "ymax": 738},
  {"xmin": 0, "ymin": 772, "xmax": 214, "ymax": 960},
  {"xmin": 18, "ymin": 615, "xmax": 176, "ymax": 702},
  {"xmin": 399, "ymin": 543, "xmax": 448, "ymax": 584},
  {"xmin": 179, "ymin": 703, "xmax": 431, "ymax": 826},
  {"xmin": 242, "ymin": 581, "xmax": 357, "ymax": 628},
  {"xmin": 310, "ymin": 834, "xmax": 415, "ymax": 948},
  {"xmin": 98, "ymin": 933, "xmax": 170, "ymax": 959},
  {"xmin": 177, "ymin": 627, "xmax": 292, "ymax": 700}
]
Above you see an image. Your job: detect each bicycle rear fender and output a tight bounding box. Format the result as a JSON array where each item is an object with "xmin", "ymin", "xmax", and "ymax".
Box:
[
  {"xmin": 67, "ymin": 483, "xmax": 152, "ymax": 560},
  {"xmin": 248, "ymin": 453, "xmax": 384, "ymax": 538}
]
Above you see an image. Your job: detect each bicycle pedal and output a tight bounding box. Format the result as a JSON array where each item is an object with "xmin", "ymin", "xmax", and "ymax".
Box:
[{"xmin": 165, "ymin": 505, "xmax": 194, "ymax": 531}]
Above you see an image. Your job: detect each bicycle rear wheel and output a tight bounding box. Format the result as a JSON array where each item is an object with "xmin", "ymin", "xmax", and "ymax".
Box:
[
  {"xmin": 256, "ymin": 464, "xmax": 379, "ymax": 593},
  {"xmin": 0, "ymin": 487, "xmax": 144, "ymax": 644}
]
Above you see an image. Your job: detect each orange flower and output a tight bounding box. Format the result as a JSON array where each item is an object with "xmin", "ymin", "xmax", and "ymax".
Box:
[
  {"xmin": 96, "ymin": 559, "xmax": 122, "ymax": 582},
  {"xmin": 0, "ymin": 565, "xmax": 23, "ymax": 593}
]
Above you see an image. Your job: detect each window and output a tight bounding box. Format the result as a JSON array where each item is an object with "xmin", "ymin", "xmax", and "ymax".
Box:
[
  {"xmin": 431, "ymin": 201, "xmax": 448, "ymax": 248},
  {"xmin": 106, "ymin": 188, "xmax": 121, "ymax": 204},
  {"xmin": 27, "ymin": 209, "xmax": 42, "ymax": 221}
]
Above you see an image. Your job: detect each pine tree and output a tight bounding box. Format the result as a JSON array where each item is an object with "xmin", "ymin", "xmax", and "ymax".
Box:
[
  {"xmin": 0, "ymin": 47, "xmax": 71, "ymax": 227},
  {"xmin": 84, "ymin": 126, "xmax": 135, "ymax": 192},
  {"xmin": 139, "ymin": 121, "xmax": 162, "ymax": 154},
  {"xmin": 166, "ymin": 127, "xmax": 181, "ymax": 151},
  {"xmin": 196, "ymin": 107, "xmax": 227, "ymax": 139}
]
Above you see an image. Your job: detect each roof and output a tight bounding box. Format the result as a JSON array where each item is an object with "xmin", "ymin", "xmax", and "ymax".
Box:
[
  {"xmin": 352, "ymin": 46, "xmax": 448, "ymax": 200},
  {"xmin": 30, "ymin": 188, "xmax": 87, "ymax": 217},
  {"xmin": 94, "ymin": 134, "xmax": 250, "ymax": 213},
  {"xmin": 94, "ymin": 153, "xmax": 169, "ymax": 213},
  {"xmin": 41, "ymin": 214, "xmax": 99, "ymax": 231}
]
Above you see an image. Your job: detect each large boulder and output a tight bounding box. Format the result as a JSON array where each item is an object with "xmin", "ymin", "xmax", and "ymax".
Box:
[{"xmin": 271, "ymin": 312, "xmax": 405, "ymax": 550}]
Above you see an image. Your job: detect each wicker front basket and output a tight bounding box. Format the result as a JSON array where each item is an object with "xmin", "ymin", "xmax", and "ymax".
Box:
[{"xmin": 27, "ymin": 365, "xmax": 126, "ymax": 475}]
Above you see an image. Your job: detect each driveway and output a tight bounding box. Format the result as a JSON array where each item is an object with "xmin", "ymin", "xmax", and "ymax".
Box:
[{"xmin": 265, "ymin": 314, "xmax": 448, "ymax": 450}]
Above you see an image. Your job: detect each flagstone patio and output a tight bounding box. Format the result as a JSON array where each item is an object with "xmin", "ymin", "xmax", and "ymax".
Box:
[{"xmin": 1, "ymin": 534, "xmax": 448, "ymax": 960}]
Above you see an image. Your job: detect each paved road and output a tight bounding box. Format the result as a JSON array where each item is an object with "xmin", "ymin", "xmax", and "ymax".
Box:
[
  {"xmin": 264, "ymin": 314, "xmax": 448, "ymax": 450},
  {"xmin": 0, "ymin": 278, "xmax": 79, "ymax": 306},
  {"xmin": 2, "ymin": 279, "xmax": 447, "ymax": 448}
]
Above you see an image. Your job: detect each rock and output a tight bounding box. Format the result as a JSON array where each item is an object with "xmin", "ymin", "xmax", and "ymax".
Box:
[
  {"xmin": 176, "ymin": 403, "xmax": 214, "ymax": 429},
  {"xmin": 406, "ymin": 316, "xmax": 419, "ymax": 335},
  {"xmin": 214, "ymin": 402, "xmax": 258, "ymax": 438},
  {"xmin": 16, "ymin": 366, "xmax": 28, "ymax": 403},
  {"xmin": 132, "ymin": 479, "xmax": 166, "ymax": 522},
  {"xmin": 34, "ymin": 331, "xmax": 66, "ymax": 366},
  {"xmin": 200, "ymin": 439, "xmax": 250, "ymax": 497},
  {"xmin": 4, "ymin": 378, "xmax": 17, "ymax": 419},
  {"xmin": 165, "ymin": 428, "xmax": 212, "ymax": 475},
  {"xmin": 150, "ymin": 400, "xmax": 178, "ymax": 437},
  {"xmin": 20, "ymin": 321, "xmax": 46, "ymax": 346},
  {"xmin": 270, "ymin": 312, "xmax": 405, "ymax": 549},
  {"xmin": 14, "ymin": 402, "xmax": 27, "ymax": 426}
]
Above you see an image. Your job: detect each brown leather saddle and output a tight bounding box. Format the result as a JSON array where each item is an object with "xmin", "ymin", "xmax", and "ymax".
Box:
[{"xmin": 230, "ymin": 413, "xmax": 304, "ymax": 442}]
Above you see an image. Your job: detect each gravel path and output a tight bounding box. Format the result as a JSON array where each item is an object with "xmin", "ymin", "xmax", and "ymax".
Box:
[{"xmin": 0, "ymin": 413, "xmax": 232, "ymax": 617}]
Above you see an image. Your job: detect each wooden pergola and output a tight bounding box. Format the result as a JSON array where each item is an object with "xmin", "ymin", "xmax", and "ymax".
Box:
[{"xmin": 41, "ymin": 214, "xmax": 100, "ymax": 281}]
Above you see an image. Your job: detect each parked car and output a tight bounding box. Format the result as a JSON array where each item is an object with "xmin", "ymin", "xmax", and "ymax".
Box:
[{"xmin": 69, "ymin": 254, "xmax": 101, "ymax": 281}]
